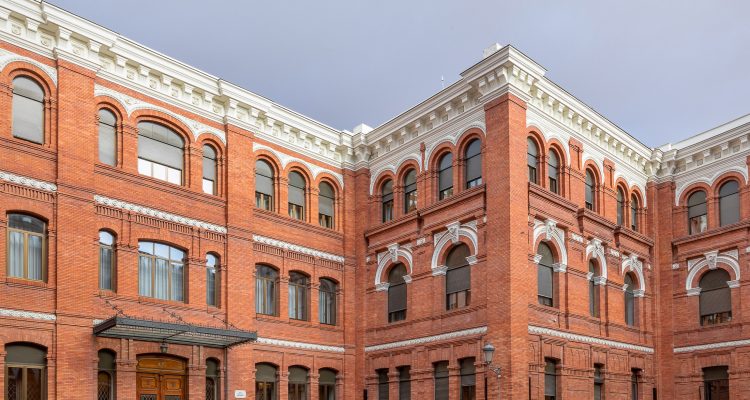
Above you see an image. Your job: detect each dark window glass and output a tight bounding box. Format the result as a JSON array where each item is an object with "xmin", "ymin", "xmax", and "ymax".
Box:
[
  {"xmin": 288, "ymin": 367, "xmax": 308, "ymax": 400},
  {"xmin": 99, "ymin": 109, "xmax": 117, "ymax": 166},
  {"xmin": 98, "ymin": 350, "xmax": 116, "ymax": 400},
  {"xmin": 397, "ymin": 366, "xmax": 410, "ymax": 400},
  {"xmin": 377, "ymin": 369, "xmax": 389, "ymax": 400},
  {"xmin": 438, "ymin": 153, "xmax": 454, "ymax": 200},
  {"xmin": 206, "ymin": 254, "xmax": 218, "ymax": 307},
  {"xmin": 527, "ymin": 138, "xmax": 538, "ymax": 184},
  {"xmin": 719, "ymin": 181, "xmax": 740, "ymax": 226},
  {"xmin": 99, "ymin": 231, "xmax": 115, "ymax": 291},
  {"xmin": 465, "ymin": 140, "xmax": 482, "ymax": 188},
  {"xmin": 589, "ymin": 260, "xmax": 600, "ymax": 318},
  {"xmin": 202, "ymin": 145, "xmax": 217, "ymax": 195},
  {"xmin": 288, "ymin": 272, "xmax": 309, "ymax": 321},
  {"xmin": 625, "ymin": 273, "xmax": 636, "ymax": 326},
  {"xmin": 319, "ymin": 369, "xmax": 337, "ymax": 400},
  {"xmin": 585, "ymin": 170, "xmax": 596, "ymax": 211},
  {"xmin": 256, "ymin": 265, "xmax": 279, "ymax": 316},
  {"xmin": 537, "ymin": 242, "xmax": 555, "ymax": 307},
  {"xmin": 403, "ymin": 169, "xmax": 417, "ymax": 213},
  {"xmin": 256, "ymin": 363, "xmax": 278, "ymax": 400},
  {"xmin": 617, "ymin": 188, "xmax": 625, "ymax": 226},
  {"xmin": 594, "ymin": 364, "xmax": 604, "ymax": 400},
  {"xmin": 631, "ymin": 195, "xmax": 640, "ymax": 231},
  {"xmin": 319, "ymin": 182, "xmax": 335, "ymax": 229},
  {"xmin": 387, "ymin": 264, "xmax": 407, "ymax": 322},
  {"xmin": 703, "ymin": 366, "xmax": 729, "ymax": 400},
  {"xmin": 433, "ymin": 362, "xmax": 449, "ymax": 400},
  {"xmin": 459, "ymin": 358, "xmax": 476, "ymax": 400},
  {"xmin": 548, "ymin": 150, "xmax": 559, "ymax": 194},
  {"xmin": 12, "ymin": 76, "xmax": 44, "ymax": 144},
  {"xmin": 138, "ymin": 242, "xmax": 185, "ymax": 301},
  {"xmin": 7, "ymin": 214, "xmax": 46, "ymax": 281},
  {"xmin": 5, "ymin": 343, "xmax": 47, "ymax": 400},
  {"xmin": 446, "ymin": 244, "xmax": 471, "ymax": 310},
  {"xmin": 631, "ymin": 370, "xmax": 640, "ymax": 400},
  {"xmin": 687, "ymin": 190, "xmax": 707, "ymax": 234},
  {"xmin": 288, "ymin": 171, "xmax": 306, "ymax": 220},
  {"xmin": 382, "ymin": 180, "xmax": 394, "ymax": 222},
  {"xmin": 137, "ymin": 122, "xmax": 184, "ymax": 185},
  {"xmin": 206, "ymin": 359, "xmax": 219, "ymax": 400},
  {"xmin": 699, "ymin": 269, "xmax": 732, "ymax": 326},
  {"xmin": 255, "ymin": 160, "xmax": 275, "ymax": 211},
  {"xmin": 544, "ymin": 359, "xmax": 557, "ymax": 400},
  {"xmin": 319, "ymin": 278, "xmax": 337, "ymax": 325}
]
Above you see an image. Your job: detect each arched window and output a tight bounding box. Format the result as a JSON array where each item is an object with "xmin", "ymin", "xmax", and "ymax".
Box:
[
  {"xmin": 537, "ymin": 242, "xmax": 555, "ymax": 307},
  {"xmin": 137, "ymin": 121, "xmax": 184, "ymax": 185},
  {"xmin": 687, "ymin": 190, "xmax": 708, "ymax": 234},
  {"xmin": 288, "ymin": 366, "xmax": 309, "ymax": 400},
  {"xmin": 288, "ymin": 171, "xmax": 306, "ymax": 220},
  {"xmin": 319, "ymin": 182, "xmax": 335, "ymax": 229},
  {"xmin": 548, "ymin": 150, "xmax": 559, "ymax": 194},
  {"xmin": 527, "ymin": 138, "xmax": 539, "ymax": 184},
  {"xmin": 465, "ymin": 139, "xmax": 482, "ymax": 188},
  {"xmin": 319, "ymin": 278, "xmax": 337, "ymax": 325},
  {"xmin": 459, "ymin": 358, "xmax": 476, "ymax": 400},
  {"xmin": 202, "ymin": 145, "xmax": 217, "ymax": 195},
  {"xmin": 445, "ymin": 244, "xmax": 471, "ymax": 310},
  {"xmin": 699, "ymin": 269, "xmax": 732, "ymax": 326},
  {"xmin": 718, "ymin": 180, "xmax": 740, "ymax": 226},
  {"xmin": 12, "ymin": 76, "xmax": 45, "ymax": 144},
  {"xmin": 256, "ymin": 363, "xmax": 278, "ymax": 400},
  {"xmin": 381, "ymin": 179, "xmax": 394, "ymax": 222},
  {"xmin": 703, "ymin": 366, "xmax": 729, "ymax": 400},
  {"xmin": 97, "ymin": 350, "xmax": 116, "ymax": 400},
  {"xmin": 289, "ymin": 271, "xmax": 309, "ymax": 321},
  {"xmin": 206, "ymin": 359, "xmax": 219, "ymax": 400},
  {"xmin": 319, "ymin": 369, "xmax": 337, "ymax": 400},
  {"xmin": 7, "ymin": 213, "xmax": 46, "ymax": 281},
  {"xmin": 256, "ymin": 265, "xmax": 278, "ymax": 316},
  {"xmin": 403, "ymin": 169, "xmax": 417, "ymax": 213},
  {"xmin": 589, "ymin": 260, "xmax": 600, "ymax": 318},
  {"xmin": 206, "ymin": 254, "xmax": 219, "ymax": 307},
  {"xmin": 438, "ymin": 153, "xmax": 453, "ymax": 200},
  {"xmin": 255, "ymin": 160, "xmax": 275, "ymax": 211},
  {"xmin": 98, "ymin": 109, "xmax": 117, "ymax": 166},
  {"xmin": 6, "ymin": 343, "xmax": 47, "ymax": 400},
  {"xmin": 138, "ymin": 242, "xmax": 185, "ymax": 301},
  {"xmin": 616, "ymin": 188, "xmax": 625, "ymax": 226},
  {"xmin": 585, "ymin": 169, "xmax": 596, "ymax": 211},
  {"xmin": 631, "ymin": 194, "xmax": 640, "ymax": 231},
  {"xmin": 624, "ymin": 273, "xmax": 636, "ymax": 326},
  {"xmin": 387, "ymin": 263, "xmax": 407, "ymax": 322},
  {"xmin": 99, "ymin": 230, "xmax": 115, "ymax": 291}
]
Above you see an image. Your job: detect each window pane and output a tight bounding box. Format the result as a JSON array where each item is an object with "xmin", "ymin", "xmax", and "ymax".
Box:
[
  {"xmin": 538, "ymin": 264, "xmax": 553, "ymax": 300},
  {"xmin": 100, "ymin": 246, "xmax": 113, "ymax": 290},
  {"xmin": 7, "ymin": 367, "xmax": 21, "ymax": 400},
  {"xmin": 27, "ymin": 367, "xmax": 43, "ymax": 400},
  {"xmin": 139, "ymin": 255, "xmax": 152, "ymax": 296},
  {"xmin": 155, "ymin": 259, "xmax": 169, "ymax": 300},
  {"xmin": 171, "ymin": 262, "xmax": 184, "ymax": 301},
  {"xmin": 28, "ymin": 234, "xmax": 43, "ymax": 280},
  {"xmin": 99, "ymin": 121, "xmax": 116, "ymax": 166},
  {"xmin": 12, "ymin": 92, "xmax": 44, "ymax": 143},
  {"xmin": 9, "ymin": 214, "xmax": 45, "ymax": 233},
  {"xmin": 8, "ymin": 231, "xmax": 24, "ymax": 278}
]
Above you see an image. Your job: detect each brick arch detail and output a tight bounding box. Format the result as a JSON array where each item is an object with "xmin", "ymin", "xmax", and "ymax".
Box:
[
  {"xmin": 252, "ymin": 143, "xmax": 344, "ymax": 188},
  {"xmin": 531, "ymin": 218, "xmax": 568, "ymax": 269},
  {"xmin": 674, "ymin": 166, "xmax": 749, "ymax": 205},
  {"xmin": 585, "ymin": 238, "xmax": 608, "ymax": 283},
  {"xmin": 374, "ymin": 244, "xmax": 413, "ymax": 290},
  {"xmin": 431, "ymin": 220, "xmax": 479, "ymax": 276},
  {"xmin": 685, "ymin": 250, "xmax": 740, "ymax": 295},
  {"xmin": 621, "ymin": 254, "xmax": 646, "ymax": 296}
]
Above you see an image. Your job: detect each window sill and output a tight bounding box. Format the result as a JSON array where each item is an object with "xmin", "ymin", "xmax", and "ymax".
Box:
[{"xmin": 4, "ymin": 277, "xmax": 48, "ymax": 288}]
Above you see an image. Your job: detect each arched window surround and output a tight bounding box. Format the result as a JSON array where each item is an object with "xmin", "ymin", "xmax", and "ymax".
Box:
[
  {"xmin": 584, "ymin": 165, "xmax": 601, "ymax": 213},
  {"xmin": 97, "ymin": 106, "xmax": 121, "ymax": 167},
  {"xmin": 317, "ymin": 178, "xmax": 338, "ymax": 230},
  {"xmin": 286, "ymin": 167, "xmax": 311, "ymax": 222},
  {"xmin": 255, "ymin": 156, "xmax": 280, "ymax": 212},
  {"xmin": 135, "ymin": 117, "xmax": 189, "ymax": 186},
  {"xmin": 685, "ymin": 250, "xmax": 741, "ymax": 295},
  {"xmin": 200, "ymin": 138, "xmax": 223, "ymax": 197},
  {"xmin": 8, "ymin": 69, "xmax": 55, "ymax": 147},
  {"xmin": 374, "ymin": 243, "xmax": 414, "ymax": 291}
]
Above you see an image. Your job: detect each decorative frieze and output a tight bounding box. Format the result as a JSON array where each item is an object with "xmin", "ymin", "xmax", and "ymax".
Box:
[
  {"xmin": 256, "ymin": 337, "xmax": 345, "ymax": 353},
  {"xmin": 94, "ymin": 195, "xmax": 227, "ymax": 233},
  {"xmin": 674, "ymin": 338, "xmax": 750, "ymax": 354},
  {"xmin": 252, "ymin": 235, "xmax": 345, "ymax": 263},
  {"xmin": 0, "ymin": 48, "xmax": 57, "ymax": 84},
  {"xmin": 364, "ymin": 326, "xmax": 487, "ymax": 352},
  {"xmin": 0, "ymin": 170, "xmax": 57, "ymax": 192},
  {"xmin": 0, "ymin": 308, "xmax": 56, "ymax": 321},
  {"xmin": 528, "ymin": 325, "xmax": 654, "ymax": 354}
]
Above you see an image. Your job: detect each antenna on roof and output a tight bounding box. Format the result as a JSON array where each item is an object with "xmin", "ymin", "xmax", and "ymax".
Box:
[{"xmin": 441, "ymin": 75, "xmax": 445, "ymax": 89}]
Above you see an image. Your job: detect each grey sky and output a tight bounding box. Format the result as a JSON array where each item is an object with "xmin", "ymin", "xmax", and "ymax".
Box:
[{"xmin": 49, "ymin": 0, "xmax": 750, "ymax": 147}]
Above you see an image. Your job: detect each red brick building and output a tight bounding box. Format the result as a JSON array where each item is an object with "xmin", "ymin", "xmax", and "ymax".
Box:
[{"xmin": 0, "ymin": 1, "xmax": 747, "ymax": 400}]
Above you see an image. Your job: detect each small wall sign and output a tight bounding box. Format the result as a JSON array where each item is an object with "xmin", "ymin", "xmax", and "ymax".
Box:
[{"xmin": 234, "ymin": 390, "xmax": 247, "ymax": 399}]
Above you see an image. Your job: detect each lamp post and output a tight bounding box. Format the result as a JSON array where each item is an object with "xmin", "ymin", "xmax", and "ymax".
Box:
[{"xmin": 483, "ymin": 342, "xmax": 501, "ymax": 400}]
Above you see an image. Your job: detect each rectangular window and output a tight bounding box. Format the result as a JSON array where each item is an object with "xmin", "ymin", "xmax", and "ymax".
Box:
[
  {"xmin": 594, "ymin": 365, "xmax": 604, "ymax": 400},
  {"xmin": 398, "ymin": 366, "xmax": 410, "ymax": 400},
  {"xmin": 7, "ymin": 366, "xmax": 45, "ymax": 400},
  {"xmin": 288, "ymin": 204, "xmax": 304, "ymax": 220},
  {"xmin": 446, "ymin": 265, "xmax": 471, "ymax": 310},
  {"xmin": 137, "ymin": 243, "xmax": 184, "ymax": 302},
  {"xmin": 319, "ymin": 288, "xmax": 337, "ymax": 325},
  {"xmin": 388, "ymin": 283, "xmax": 407, "ymax": 323},
  {"xmin": 544, "ymin": 359, "xmax": 557, "ymax": 400},
  {"xmin": 631, "ymin": 369, "xmax": 640, "ymax": 400},
  {"xmin": 548, "ymin": 176, "xmax": 558, "ymax": 194},
  {"xmin": 12, "ymin": 94, "xmax": 44, "ymax": 144},
  {"xmin": 289, "ymin": 282, "xmax": 308, "ymax": 320},
  {"xmin": 382, "ymin": 200, "xmax": 394, "ymax": 222},
  {"xmin": 256, "ymin": 277, "xmax": 277, "ymax": 316},
  {"xmin": 459, "ymin": 358, "xmax": 476, "ymax": 400},
  {"xmin": 433, "ymin": 362, "xmax": 449, "ymax": 400},
  {"xmin": 703, "ymin": 366, "xmax": 729, "ymax": 400},
  {"xmin": 377, "ymin": 369, "xmax": 389, "ymax": 400},
  {"xmin": 404, "ymin": 190, "xmax": 417, "ymax": 213},
  {"xmin": 589, "ymin": 281, "xmax": 599, "ymax": 317},
  {"xmin": 537, "ymin": 264, "xmax": 553, "ymax": 307},
  {"xmin": 99, "ymin": 243, "xmax": 114, "ymax": 290}
]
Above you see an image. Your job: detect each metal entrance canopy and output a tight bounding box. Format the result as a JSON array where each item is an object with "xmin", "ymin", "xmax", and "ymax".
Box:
[{"xmin": 93, "ymin": 316, "xmax": 257, "ymax": 348}]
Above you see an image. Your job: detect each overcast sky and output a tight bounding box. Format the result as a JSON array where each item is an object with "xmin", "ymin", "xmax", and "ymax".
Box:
[{"xmin": 49, "ymin": 0, "xmax": 749, "ymax": 147}]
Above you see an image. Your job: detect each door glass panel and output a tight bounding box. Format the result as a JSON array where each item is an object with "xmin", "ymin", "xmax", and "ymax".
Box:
[
  {"xmin": 27, "ymin": 368, "xmax": 43, "ymax": 400},
  {"xmin": 140, "ymin": 396, "xmax": 157, "ymax": 400}
]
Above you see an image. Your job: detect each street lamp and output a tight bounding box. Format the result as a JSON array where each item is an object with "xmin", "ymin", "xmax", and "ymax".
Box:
[{"xmin": 482, "ymin": 342, "xmax": 501, "ymax": 400}]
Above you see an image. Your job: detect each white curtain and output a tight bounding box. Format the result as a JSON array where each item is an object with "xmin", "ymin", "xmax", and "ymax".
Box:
[
  {"xmin": 155, "ymin": 259, "xmax": 169, "ymax": 300},
  {"xmin": 138, "ymin": 256, "xmax": 152, "ymax": 296},
  {"xmin": 27, "ymin": 235, "xmax": 42, "ymax": 280},
  {"xmin": 171, "ymin": 262, "xmax": 183, "ymax": 301},
  {"xmin": 8, "ymin": 232, "xmax": 24, "ymax": 278}
]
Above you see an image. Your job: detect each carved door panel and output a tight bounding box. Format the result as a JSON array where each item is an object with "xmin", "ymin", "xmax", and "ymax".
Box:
[
  {"xmin": 161, "ymin": 374, "xmax": 185, "ymax": 400},
  {"xmin": 136, "ymin": 373, "xmax": 159, "ymax": 400}
]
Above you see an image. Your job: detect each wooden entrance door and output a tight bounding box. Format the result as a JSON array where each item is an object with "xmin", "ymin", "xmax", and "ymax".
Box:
[{"xmin": 136, "ymin": 356, "xmax": 186, "ymax": 400}]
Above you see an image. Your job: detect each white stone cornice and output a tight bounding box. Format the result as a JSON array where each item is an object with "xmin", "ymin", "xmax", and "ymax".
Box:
[
  {"xmin": 0, "ymin": 170, "xmax": 57, "ymax": 192},
  {"xmin": 252, "ymin": 143, "xmax": 344, "ymax": 187},
  {"xmin": 94, "ymin": 195, "xmax": 227, "ymax": 233},
  {"xmin": 528, "ymin": 325, "xmax": 653, "ymax": 354},
  {"xmin": 0, "ymin": 308, "xmax": 56, "ymax": 321},
  {"xmin": 674, "ymin": 338, "xmax": 750, "ymax": 354},
  {"xmin": 364, "ymin": 326, "xmax": 487, "ymax": 352},
  {"xmin": 252, "ymin": 235, "xmax": 345, "ymax": 263},
  {"xmin": 256, "ymin": 337, "xmax": 345, "ymax": 353}
]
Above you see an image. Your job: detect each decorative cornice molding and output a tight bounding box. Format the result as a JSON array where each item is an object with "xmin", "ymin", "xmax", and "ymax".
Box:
[
  {"xmin": 621, "ymin": 253, "xmax": 646, "ymax": 294},
  {"xmin": 0, "ymin": 308, "xmax": 56, "ymax": 321},
  {"xmin": 253, "ymin": 143, "xmax": 344, "ymax": 187},
  {"xmin": 375, "ymin": 243, "xmax": 413, "ymax": 287},
  {"xmin": 364, "ymin": 326, "xmax": 487, "ymax": 352},
  {"xmin": 0, "ymin": 47, "xmax": 57, "ymax": 84},
  {"xmin": 94, "ymin": 195, "xmax": 227, "ymax": 233},
  {"xmin": 256, "ymin": 337, "xmax": 345, "ymax": 353},
  {"xmin": 685, "ymin": 249, "xmax": 740, "ymax": 292},
  {"xmin": 674, "ymin": 338, "xmax": 750, "ymax": 354},
  {"xmin": 252, "ymin": 234, "xmax": 345, "ymax": 263},
  {"xmin": 528, "ymin": 325, "xmax": 653, "ymax": 354},
  {"xmin": 586, "ymin": 238, "xmax": 608, "ymax": 281},
  {"xmin": 0, "ymin": 170, "xmax": 57, "ymax": 192}
]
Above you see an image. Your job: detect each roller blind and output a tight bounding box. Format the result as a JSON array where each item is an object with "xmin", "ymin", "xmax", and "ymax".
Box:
[
  {"xmin": 465, "ymin": 140, "xmax": 482, "ymax": 184},
  {"xmin": 719, "ymin": 181, "xmax": 740, "ymax": 226},
  {"xmin": 388, "ymin": 283, "xmax": 406, "ymax": 313},
  {"xmin": 319, "ymin": 183, "xmax": 335, "ymax": 216},
  {"xmin": 688, "ymin": 191, "xmax": 707, "ymax": 218},
  {"xmin": 256, "ymin": 364, "xmax": 277, "ymax": 382},
  {"xmin": 447, "ymin": 265, "xmax": 470, "ymax": 294},
  {"xmin": 434, "ymin": 362, "xmax": 449, "ymax": 400},
  {"xmin": 460, "ymin": 358, "xmax": 475, "ymax": 386},
  {"xmin": 538, "ymin": 264, "xmax": 553, "ymax": 299},
  {"xmin": 288, "ymin": 367, "xmax": 308, "ymax": 383},
  {"xmin": 703, "ymin": 366, "xmax": 728, "ymax": 381},
  {"xmin": 138, "ymin": 135, "xmax": 183, "ymax": 170}
]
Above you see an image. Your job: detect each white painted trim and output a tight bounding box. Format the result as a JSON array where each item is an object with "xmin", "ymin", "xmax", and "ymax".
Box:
[
  {"xmin": 253, "ymin": 143, "xmax": 344, "ymax": 187},
  {"xmin": 674, "ymin": 339, "xmax": 750, "ymax": 354},
  {"xmin": 252, "ymin": 234, "xmax": 345, "ymax": 263},
  {"xmin": 0, "ymin": 47, "xmax": 57, "ymax": 84},
  {"xmin": 528, "ymin": 325, "xmax": 653, "ymax": 354},
  {"xmin": 94, "ymin": 195, "xmax": 227, "ymax": 233},
  {"xmin": 585, "ymin": 238, "xmax": 608, "ymax": 281},
  {"xmin": 431, "ymin": 220, "xmax": 479, "ymax": 274},
  {"xmin": 364, "ymin": 326, "xmax": 487, "ymax": 352},
  {"xmin": 532, "ymin": 219, "xmax": 568, "ymax": 267},
  {"xmin": 673, "ymin": 165, "xmax": 749, "ymax": 206},
  {"xmin": 621, "ymin": 254, "xmax": 646, "ymax": 293},
  {"xmin": 685, "ymin": 249, "xmax": 740, "ymax": 292},
  {"xmin": 256, "ymin": 337, "xmax": 345, "ymax": 353},
  {"xmin": 374, "ymin": 243, "xmax": 413, "ymax": 288},
  {"xmin": 0, "ymin": 308, "xmax": 56, "ymax": 321},
  {"xmin": 0, "ymin": 170, "xmax": 57, "ymax": 192}
]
